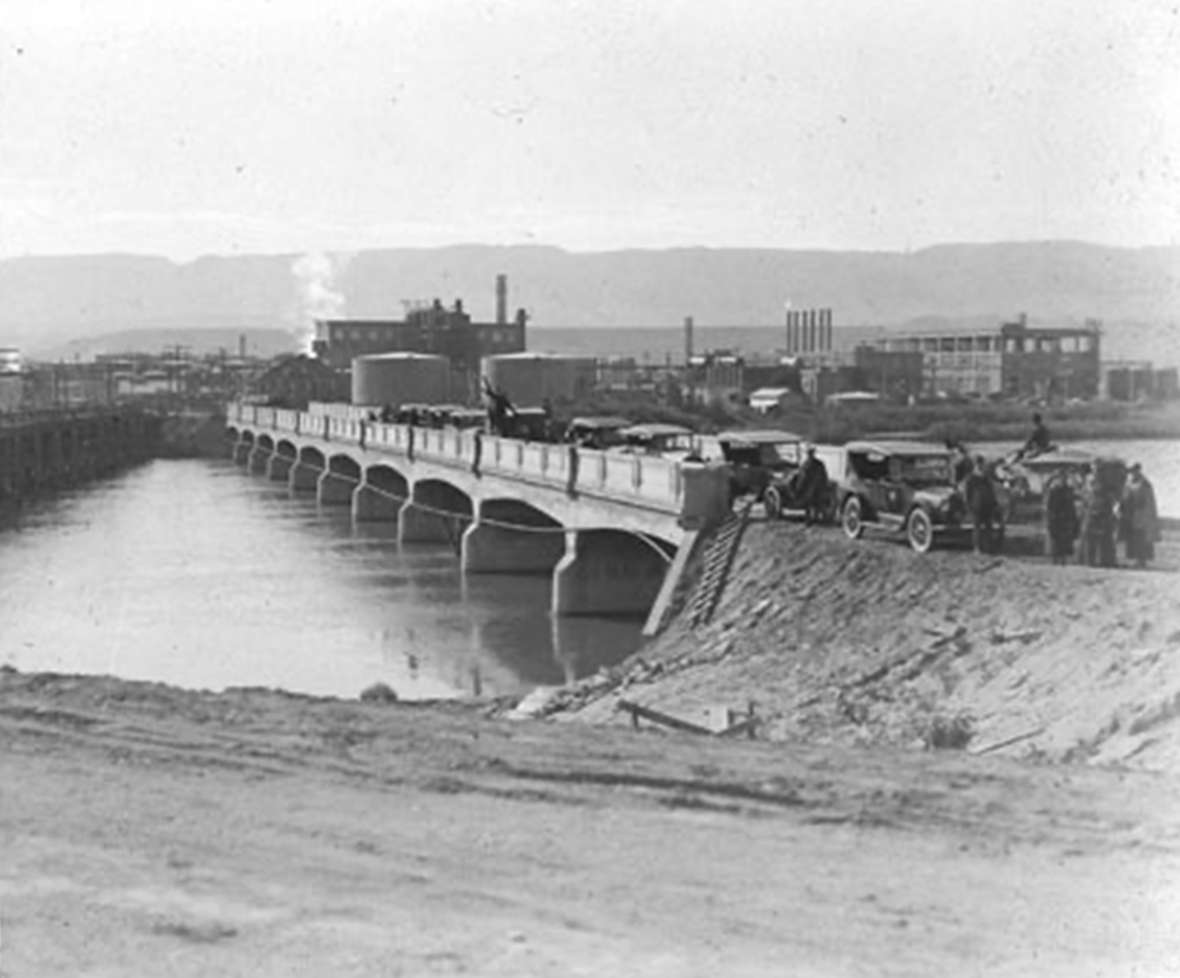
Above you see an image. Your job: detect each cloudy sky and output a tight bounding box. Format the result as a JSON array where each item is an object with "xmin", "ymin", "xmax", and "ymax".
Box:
[{"xmin": 1, "ymin": 0, "xmax": 1176, "ymax": 259}]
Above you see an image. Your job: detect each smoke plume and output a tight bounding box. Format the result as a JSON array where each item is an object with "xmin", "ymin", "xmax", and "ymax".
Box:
[{"xmin": 290, "ymin": 252, "xmax": 352, "ymax": 354}]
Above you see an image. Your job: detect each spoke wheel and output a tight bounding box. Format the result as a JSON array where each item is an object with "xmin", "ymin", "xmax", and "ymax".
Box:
[
  {"xmin": 906, "ymin": 507, "xmax": 934, "ymax": 554},
  {"xmin": 842, "ymin": 497, "xmax": 864, "ymax": 540}
]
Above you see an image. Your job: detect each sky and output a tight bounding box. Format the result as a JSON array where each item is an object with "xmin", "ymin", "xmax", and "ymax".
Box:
[{"xmin": 1, "ymin": 0, "xmax": 1177, "ymax": 260}]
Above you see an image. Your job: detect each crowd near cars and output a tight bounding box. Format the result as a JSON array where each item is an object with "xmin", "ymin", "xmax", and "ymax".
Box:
[{"xmin": 366, "ymin": 398, "xmax": 1154, "ymax": 559}]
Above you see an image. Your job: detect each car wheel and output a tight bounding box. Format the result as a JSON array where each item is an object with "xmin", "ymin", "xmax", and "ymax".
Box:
[
  {"xmin": 841, "ymin": 497, "xmax": 864, "ymax": 540},
  {"xmin": 906, "ymin": 507, "xmax": 934, "ymax": 554},
  {"xmin": 764, "ymin": 486, "xmax": 783, "ymax": 520}
]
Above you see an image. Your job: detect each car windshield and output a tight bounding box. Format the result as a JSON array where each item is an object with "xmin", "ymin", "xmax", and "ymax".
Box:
[{"xmin": 893, "ymin": 455, "xmax": 952, "ymax": 484}]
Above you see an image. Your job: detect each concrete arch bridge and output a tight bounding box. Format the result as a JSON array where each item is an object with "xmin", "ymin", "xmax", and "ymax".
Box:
[{"xmin": 226, "ymin": 403, "xmax": 730, "ymax": 621}]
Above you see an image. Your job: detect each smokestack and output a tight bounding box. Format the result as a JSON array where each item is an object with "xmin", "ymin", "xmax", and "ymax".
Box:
[
  {"xmin": 684, "ymin": 316, "xmax": 694, "ymax": 365},
  {"xmin": 238, "ymin": 333, "xmax": 247, "ymax": 359},
  {"xmin": 495, "ymin": 274, "xmax": 508, "ymax": 326}
]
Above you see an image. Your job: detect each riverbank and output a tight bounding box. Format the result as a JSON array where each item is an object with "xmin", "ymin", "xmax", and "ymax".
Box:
[
  {"xmin": 544, "ymin": 520, "xmax": 1180, "ymax": 772},
  {"xmin": 2, "ymin": 665, "xmax": 1178, "ymax": 976}
]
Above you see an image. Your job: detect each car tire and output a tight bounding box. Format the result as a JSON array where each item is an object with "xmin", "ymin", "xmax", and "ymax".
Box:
[
  {"xmin": 841, "ymin": 497, "xmax": 864, "ymax": 540},
  {"xmin": 906, "ymin": 507, "xmax": 934, "ymax": 554},
  {"xmin": 764, "ymin": 486, "xmax": 783, "ymax": 520}
]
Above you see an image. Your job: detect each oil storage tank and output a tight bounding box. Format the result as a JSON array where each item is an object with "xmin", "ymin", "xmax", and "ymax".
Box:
[
  {"xmin": 482, "ymin": 352, "xmax": 596, "ymax": 406},
  {"xmin": 351, "ymin": 352, "xmax": 450, "ymax": 407}
]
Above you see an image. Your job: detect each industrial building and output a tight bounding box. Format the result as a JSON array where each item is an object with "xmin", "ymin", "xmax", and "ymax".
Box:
[
  {"xmin": 870, "ymin": 314, "xmax": 1103, "ymax": 400},
  {"xmin": 312, "ymin": 276, "xmax": 528, "ymax": 399}
]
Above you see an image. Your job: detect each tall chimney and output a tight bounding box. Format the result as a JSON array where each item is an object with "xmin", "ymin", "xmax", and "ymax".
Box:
[
  {"xmin": 495, "ymin": 274, "xmax": 508, "ymax": 326},
  {"xmin": 684, "ymin": 316, "xmax": 694, "ymax": 365}
]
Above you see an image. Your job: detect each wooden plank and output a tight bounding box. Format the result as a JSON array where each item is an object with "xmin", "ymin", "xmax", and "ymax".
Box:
[{"xmin": 616, "ymin": 699, "xmax": 713, "ymax": 735}]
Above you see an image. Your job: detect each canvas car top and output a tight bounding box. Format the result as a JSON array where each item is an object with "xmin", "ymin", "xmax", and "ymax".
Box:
[
  {"xmin": 716, "ymin": 429, "xmax": 805, "ymax": 445},
  {"xmin": 619, "ymin": 423, "xmax": 694, "ymax": 439},
  {"xmin": 844, "ymin": 440, "xmax": 951, "ymax": 458},
  {"xmin": 568, "ymin": 415, "xmax": 631, "ymax": 430}
]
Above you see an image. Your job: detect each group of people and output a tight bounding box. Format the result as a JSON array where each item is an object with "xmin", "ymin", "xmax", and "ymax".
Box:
[{"xmin": 1044, "ymin": 460, "xmax": 1160, "ymax": 569}]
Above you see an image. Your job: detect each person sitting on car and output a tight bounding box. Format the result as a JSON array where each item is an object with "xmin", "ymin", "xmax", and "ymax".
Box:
[
  {"xmin": 1021, "ymin": 413, "xmax": 1052, "ymax": 458},
  {"xmin": 797, "ymin": 445, "xmax": 830, "ymax": 525}
]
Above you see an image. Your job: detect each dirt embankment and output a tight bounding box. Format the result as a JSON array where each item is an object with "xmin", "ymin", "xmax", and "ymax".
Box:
[
  {"xmin": 3, "ymin": 667, "xmax": 1180, "ymax": 976},
  {"xmin": 558, "ymin": 523, "xmax": 1180, "ymax": 770}
]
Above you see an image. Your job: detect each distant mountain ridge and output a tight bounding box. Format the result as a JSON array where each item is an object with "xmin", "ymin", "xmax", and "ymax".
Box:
[{"xmin": 3, "ymin": 242, "xmax": 1178, "ymax": 364}]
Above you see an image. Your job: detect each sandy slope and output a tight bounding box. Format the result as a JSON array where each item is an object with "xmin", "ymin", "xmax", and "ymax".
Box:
[
  {"xmin": 565, "ymin": 522, "xmax": 1180, "ymax": 770},
  {"xmin": 2, "ymin": 670, "xmax": 1180, "ymax": 977}
]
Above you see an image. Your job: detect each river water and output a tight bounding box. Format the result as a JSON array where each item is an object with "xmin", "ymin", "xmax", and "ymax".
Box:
[{"xmin": 0, "ymin": 459, "xmax": 643, "ymax": 700}]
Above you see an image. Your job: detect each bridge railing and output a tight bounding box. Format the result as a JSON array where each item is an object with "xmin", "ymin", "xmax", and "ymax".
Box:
[{"xmin": 227, "ymin": 401, "xmax": 693, "ymax": 511}]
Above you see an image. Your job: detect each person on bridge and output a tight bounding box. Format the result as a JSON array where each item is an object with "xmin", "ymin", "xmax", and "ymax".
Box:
[
  {"xmin": 1119, "ymin": 463, "xmax": 1160, "ymax": 568},
  {"xmin": 482, "ymin": 377, "xmax": 516, "ymax": 438},
  {"xmin": 1021, "ymin": 413, "xmax": 1052, "ymax": 459},
  {"xmin": 796, "ymin": 445, "xmax": 829, "ymax": 525},
  {"xmin": 963, "ymin": 455, "xmax": 1001, "ymax": 554},
  {"xmin": 1043, "ymin": 467, "xmax": 1080, "ymax": 565}
]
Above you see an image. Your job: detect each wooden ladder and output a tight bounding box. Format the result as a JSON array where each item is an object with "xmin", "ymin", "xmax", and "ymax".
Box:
[{"xmin": 687, "ymin": 501, "xmax": 751, "ymax": 628}]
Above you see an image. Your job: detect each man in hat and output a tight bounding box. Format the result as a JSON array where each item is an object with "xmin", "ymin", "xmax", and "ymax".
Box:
[
  {"xmin": 1120, "ymin": 463, "xmax": 1160, "ymax": 568},
  {"xmin": 1043, "ymin": 465, "xmax": 1080, "ymax": 564},
  {"xmin": 1080, "ymin": 462, "xmax": 1118, "ymax": 567},
  {"xmin": 796, "ymin": 444, "xmax": 830, "ymax": 524},
  {"xmin": 963, "ymin": 455, "xmax": 1001, "ymax": 553}
]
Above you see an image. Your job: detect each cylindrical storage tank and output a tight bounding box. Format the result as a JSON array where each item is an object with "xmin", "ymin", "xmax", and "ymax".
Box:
[
  {"xmin": 351, "ymin": 352, "xmax": 450, "ymax": 407},
  {"xmin": 481, "ymin": 353, "xmax": 597, "ymax": 407}
]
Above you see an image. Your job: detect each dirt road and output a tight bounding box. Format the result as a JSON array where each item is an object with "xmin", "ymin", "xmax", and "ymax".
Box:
[{"xmin": 2, "ymin": 670, "xmax": 1179, "ymax": 977}]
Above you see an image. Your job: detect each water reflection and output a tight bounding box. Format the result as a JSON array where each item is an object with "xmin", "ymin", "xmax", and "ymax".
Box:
[{"xmin": 0, "ymin": 459, "xmax": 643, "ymax": 700}]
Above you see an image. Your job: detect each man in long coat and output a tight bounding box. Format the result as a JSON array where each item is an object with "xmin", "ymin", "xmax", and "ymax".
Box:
[
  {"xmin": 1120, "ymin": 463, "xmax": 1160, "ymax": 568},
  {"xmin": 1043, "ymin": 468, "xmax": 1079, "ymax": 564}
]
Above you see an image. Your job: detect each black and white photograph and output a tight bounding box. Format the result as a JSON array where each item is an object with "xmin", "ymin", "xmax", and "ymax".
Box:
[{"xmin": 1, "ymin": 1, "xmax": 1178, "ymax": 974}]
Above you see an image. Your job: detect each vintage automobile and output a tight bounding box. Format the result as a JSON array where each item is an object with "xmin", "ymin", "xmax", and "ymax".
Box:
[
  {"xmin": 564, "ymin": 416, "xmax": 631, "ymax": 450},
  {"xmin": 614, "ymin": 423, "xmax": 697, "ymax": 458},
  {"xmin": 762, "ymin": 443, "xmax": 844, "ymax": 521},
  {"xmin": 993, "ymin": 446, "xmax": 1125, "ymax": 525},
  {"xmin": 830, "ymin": 440, "xmax": 971, "ymax": 553},
  {"xmin": 445, "ymin": 407, "xmax": 488, "ymax": 430},
  {"xmin": 714, "ymin": 429, "xmax": 806, "ymax": 503},
  {"xmin": 503, "ymin": 406, "xmax": 554, "ymax": 441}
]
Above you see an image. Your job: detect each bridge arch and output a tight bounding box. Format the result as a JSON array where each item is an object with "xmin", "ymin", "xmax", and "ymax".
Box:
[
  {"xmin": 398, "ymin": 477, "xmax": 474, "ymax": 546},
  {"xmin": 266, "ymin": 438, "xmax": 299, "ymax": 482},
  {"xmin": 288, "ymin": 444, "xmax": 326, "ymax": 493},
  {"xmin": 461, "ymin": 497, "xmax": 566, "ymax": 575},
  {"xmin": 352, "ymin": 463, "xmax": 409, "ymax": 521},
  {"xmin": 248, "ymin": 433, "xmax": 276, "ymax": 474},
  {"xmin": 553, "ymin": 528, "xmax": 673, "ymax": 618},
  {"xmin": 319, "ymin": 452, "xmax": 362, "ymax": 505},
  {"xmin": 231, "ymin": 428, "xmax": 254, "ymax": 465}
]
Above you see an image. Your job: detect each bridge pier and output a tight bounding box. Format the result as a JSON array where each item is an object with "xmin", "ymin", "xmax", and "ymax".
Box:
[
  {"xmin": 397, "ymin": 500, "xmax": 455, "ymax": 543},
  {"xmin": 461, "ymin": 500, "xmax": 565, "ymax": 574},
  {"xmin": 398, "ymin": 480, "xmax": 473, "ymax": 545},
  {"xmin": 232, "ymin": 438, "xmax": 253, "ymax": 465},
  {"xmin": 287, "ymin": 462, "xmax": 320, "ymax": 493},
  {"xmin": 552, "ymin": 529, "xmax": 672, "ymax": 617},
  {"xmin": 266, "ymin": 452, "xmax": 294, "ymax": 482},
  {"xmin": 352, "ymin": 480, "xmax": 401, "ymax": 521},
  {"xmin": 247, "ymin": 444, "xmax": 271, "ymax": 475}
]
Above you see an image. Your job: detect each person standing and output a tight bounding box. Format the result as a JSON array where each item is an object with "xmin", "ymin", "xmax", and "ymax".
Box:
[
  {"xmin": 963, "ymin": 455, "xmax": 1000, "ymax": 554},
  {"xmin": 1043, "ymin": 467, "xmax": 1079, "ymax": 564},
  {"xmin": 1120, "ymin": 463, "xmax": 1160, "ymax": 568},
  {"xmin": 1080, "ymin": 465, "xmax": 1118, "ymax": 567},
  {"xmin": 797, "ymin": 445, "xmax": 830, "ymax": 524}
]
